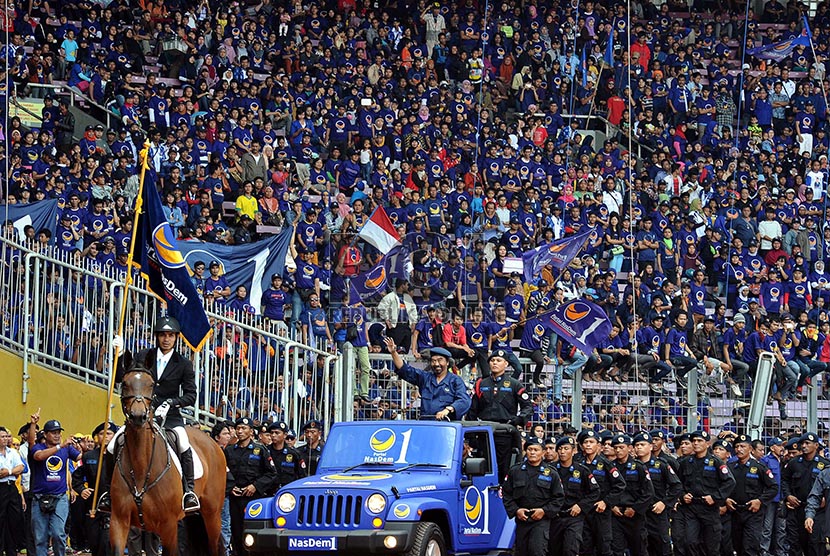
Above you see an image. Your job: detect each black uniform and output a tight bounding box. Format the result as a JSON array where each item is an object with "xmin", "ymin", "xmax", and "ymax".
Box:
[
  {"xmin": 267, "ymin": 444, "xmax": 305, "ymax": 491},
  {"xmin": 297, "ymin": 441, "xmax": 324, "ymax": 476},
  {"xmin": 468, "ymin": 372, "xmax": 533, "ymax": 481},
  {"xmin": 678, "ymin": 453, "xmax": 736, "ymax": 556},
  {"xmin": 612, "ymin": 456, "xmax": 654, "ymax": 556},
  {"xmin": 117, "ymin": 348, "xmax": 197, "ymax": 429},
  {"xmin": 642, "ymin": 457, "xmax": 682, "ymax": 556},
  {"xmin": 781, "ymin": 454, "xmax": 830, "ymax": 556},
  {"xmin": 502, "ymin": 461, "xmax": 565, "ymax": 556},
  {"xmin": 224, "ymin": 441, "xmax": 278, "ymax": 553},
  {"xmin": 578, "ymin": 454, "xmax": 626, "ymax": 556},
  {"xmin": 728, "ymin": 457, "xmax": 777, "ymax": 556},
  {"xmin": 71, "ymin": 450, "xmax": 111, "ymax": 556},
  {"xmin": 551, "ymin": 462, "xmax": 600, "ymax": 556}
]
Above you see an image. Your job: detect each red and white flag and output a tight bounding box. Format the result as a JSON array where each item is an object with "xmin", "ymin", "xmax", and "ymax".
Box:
[{"xmin": 358, "ymin": 206, "xmax": 401, "ymax": 253}]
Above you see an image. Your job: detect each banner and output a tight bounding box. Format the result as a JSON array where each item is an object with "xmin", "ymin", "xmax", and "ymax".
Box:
[
  {"xmin": 348, "ymin": 244, "xmax": 410, "ymax": 304},
  {"xmin": 135, "ymin": 178, "xmax": 212, "ymax": 350},
  {"xmin": 549, "ymin": 299, "xmax": 612, "ymax": 355},
  {"xmin": 177, "ymin": 228, "xmax": 293, "ymax": 315},
  {"xmin": 1, "ymin": 199, "xmax": 59, "ymax": 240},
  {"xmin": 747, "ymin": 18, "xmax": 811, "ymax": 62},
  {"xmin": 521, "ymin": 230, "xmax": 591, "ymax": 283}
]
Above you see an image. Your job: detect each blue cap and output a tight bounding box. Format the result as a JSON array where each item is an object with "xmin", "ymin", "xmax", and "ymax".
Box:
[
  {"xmin": 689, "ymin": 430, "xmax": 710, "ymax": 441},
  {"xmin": 429, "ymin": 347, "xmax": 453, "ymax": 359},
  {"xmin": 649, "ymin": 430, "xmax": 667, "ymax": 440},
  {"xmin": 713, "ymin": 439, "xmax": 733, "ymax": 453},
  {"xmin": 767, "ymin": 436, "xmax": 785, "ymax": 447},
  {"xmin": 802, "ymin": 432, "xmax": 820, "ymax": 443},
  {"xmin": 525, "ymin": 437, "xmax": 545, "ymax": 448},
  {"xmin": 235, "ymin": 417, "xmax": 252, "ymax": 428},
  {"xmin": 556, "ymin": 436, "xmax": 576, "ymax": 449},
  {"xmin": 577, "ymin": 430, "xmax": 598, "ymax": 443},
  {"xmin": 489, "ymin": 349, "xmax": 509, "ymax": 361},
  {"xmin": 611, "ymin": 434, "xmax": 632, "ymax": 446},
  {"xmin": 267, "ymin": 421, "xmax": 288, "ymax": 432},
  {"xmin": 632, "ymin": 432, "xmax": 652, "ymax": 444},
  {"xmin": 733, "ymin": 434, "xmax": 752, "ymax": 446}
]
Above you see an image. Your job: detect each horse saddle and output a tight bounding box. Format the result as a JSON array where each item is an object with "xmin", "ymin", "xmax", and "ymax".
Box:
[{"xmin": 161, "ymin": 428, "xmax": 205, "ymax": 481}]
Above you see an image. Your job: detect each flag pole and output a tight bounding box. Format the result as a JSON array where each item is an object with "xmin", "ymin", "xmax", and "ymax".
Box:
[
  {"xmin": 90, "ymin": 141, "xmax": 151, "ymax": 517},
  {"xmin": 804, "ymin": 17, "xmax": 830, "ymax": 121}
]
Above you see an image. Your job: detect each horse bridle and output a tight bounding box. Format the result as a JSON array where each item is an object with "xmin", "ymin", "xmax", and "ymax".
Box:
[{"xmin": 117, "ymin": 370, "xmax": 172, "ymax": 528}]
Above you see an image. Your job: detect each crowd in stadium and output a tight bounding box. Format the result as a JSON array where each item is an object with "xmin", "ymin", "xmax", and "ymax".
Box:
[{"xmin": 5, "ymin": 0, "xmax": 830, "ymax": 437}]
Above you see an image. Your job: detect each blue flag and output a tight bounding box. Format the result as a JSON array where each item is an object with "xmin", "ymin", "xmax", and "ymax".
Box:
[
  {"xmin": 521, "ymin": 230, "xmax": 591, "ymax": 283},
  {"xmin": 747, "ymin": 18, "xmax": 811, "ymax": 62},
  {"xmin": 135, "ymin": 177, "xmax": 211, "ymax": 350},
  {"xmin": 176, "ymin": 229, "xmax": 293, "ymax": 314},
  {"xmin": 348, "ymin": 244, "xmax": 411, "ymax": 304},
  {"xmin": 1, "ymin": 199, "xmax": 59, "ymax": 240},
  {"xmin": 581, "ymin": 46, "xmax": 588, "ymax": 88},
  {"xmin": 604, "ymin": 29, "xmax": 614, "ymax": 66},
  {"xmin": 548, "ymin": 299, "xmax": 612, "ymax": 355}
]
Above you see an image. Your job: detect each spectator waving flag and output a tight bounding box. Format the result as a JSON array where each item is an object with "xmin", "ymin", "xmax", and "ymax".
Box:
[
  {"xmin": 521, "ymin": 230, "xmax": 592, "ymax": 283},
  {"xmin": 358, "ymin": 206, "xmax": 401, "ymax": 252},
  {"xmin": 548, "ymin": 299, "xmax": 612, "ymax": 355},
  {"xmin": 747, "ymin": 17, "xmax": 811, "ymax": 62},
  {"xmin": 134, "ymin": 165, "xmax": 211, "ymax": 350}
]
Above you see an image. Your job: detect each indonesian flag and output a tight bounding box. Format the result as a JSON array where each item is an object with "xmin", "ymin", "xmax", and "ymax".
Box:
[{"xmin": 358, "ymin": 206, "xmax": 401, "ymax": 252}]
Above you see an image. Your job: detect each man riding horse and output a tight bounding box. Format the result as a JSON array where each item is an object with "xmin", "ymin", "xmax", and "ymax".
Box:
[{"xmin": 98, "ymin": 316, "xmax": 200, "ymax": 514}]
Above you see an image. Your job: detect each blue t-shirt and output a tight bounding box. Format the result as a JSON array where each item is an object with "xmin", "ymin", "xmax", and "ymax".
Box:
[{"xmin": 30, "ymin": 443, "xmax": 81, "ymax": 495}]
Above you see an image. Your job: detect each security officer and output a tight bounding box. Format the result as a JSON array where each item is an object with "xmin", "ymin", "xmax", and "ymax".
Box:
[
  {"xmin": 71, "ymin": 422, "xmax": 117, "ymax": 556},
  {"xmin": 384, "ymin": 339, "xmax": 472, "ymax": 420},
  {"xmin": 577, "ymin": 429, "xmax": 626, "ymax": 556},
  {"xmin": 760, "ymin": 437, "xmax": 786, "ymax": 556},
  {"xmin": 678, "ymin": 430, "xmax": 736, "ymax": 556},
  {"xmin": 649, "ymin": 430, "xmax": 679, "ymax": 473},
  {"xmin": 224, "ymin": 417, "xmax": 278, "ymax": 554},
  {"xmin": 711, "ymin": 439, "xmax": 735, "ymax": 556},
  {"xmin": 551, "ymin": 436, "xmax": 599, "ymax": 556},
  {"xmin": 633, "ymin": 432, "xmax": 682, "ymax": 556},
  {"xmin": 544, "ymin": 437, "xmax": 558, "ymax": 464},
  {"xmin": 467, "ymin": 349, "xmax": 533, "ymax": 482},
  {"xmin": 782, "ymin": 431, "xmax": 829, "ymax": 556},
  {"xmin": 267, "ymin": 421, "xmax": 305, "ymax": 492},
  {"xmin": 670, "ymin": 433, "xmax": 692, "ymax": 556},
  {"xmin": 502, "ymin": 437, "xmax": 565, "ymax": 556},
  {"xmin": 726, "ymin": 435, "xmax": 777, "ymax": 556},
  {"xmin": 297, "ymin": 419, "xmax": 325, "ymax": 476},
  {"xmin": 610, "ymin": 434, "xmax": 653, "ymax": 556}
]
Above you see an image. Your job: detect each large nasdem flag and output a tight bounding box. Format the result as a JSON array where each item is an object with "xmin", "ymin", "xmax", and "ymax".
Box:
[
  {"xmin": 521, "ymin": 230, "xmax": 591, "ymax": 283},
  {"xmin": 549, "ymin": 299, "xmax": 612, "ymax": 355},
  {"xmin": 135, "ymin": 174, "xmax": 211, "ymax": 350},
  {"xmin": 747, "ymin": 17, "xmax": 812, "ymax": 62}
]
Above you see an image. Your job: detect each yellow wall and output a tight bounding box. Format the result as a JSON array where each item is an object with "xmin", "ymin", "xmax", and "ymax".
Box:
[{"xmin": 0, "ymin": 348, "xmax": 120, "ymax": 437}]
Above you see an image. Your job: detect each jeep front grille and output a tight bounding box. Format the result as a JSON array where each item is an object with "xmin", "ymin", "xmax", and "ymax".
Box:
[{"xmin": 297, "ymin": 495, "xmax": 363, "ymax": 527}]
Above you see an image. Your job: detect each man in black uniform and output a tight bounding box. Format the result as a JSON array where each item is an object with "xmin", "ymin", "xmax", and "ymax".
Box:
[
  {"xmin": 577, "ymin": 429, "xmax": 626, "ymax": 556},
  {"xmin": 502, "ymin": 437, "xmax": 565, "ymax": 556},
  {"xmin": 610, "ymin": 434, "xmax": 653, "ymax": 556},
  {"xmin": 551, "ymin": 436, "xmax": 600, "ymax": 556},
  {"xmin": 781, "ymin": 431, "xmax": 830, "ymax": 556},
  {"xmin": 225, "ymin": 417, "xmax": 278, "ymax": 554},
  {"xmin": 467, "ymin": 349, "xmax": 533, "ymax": 482},
  {"xmin": 670, "ymin": 433, "xmax": 694, "ymax": 556},
  {"xmin": 725, "ymin": 435, "xmax": 777, "ymax": 556},
  {"xmin": 297, "ymin": 420, "xmax": 325, "ymax": 476},
  {"xmin": 71, "ymin": 422, "xmax": 117, "ymax": 556},
  {"xmin": 633, "ymin": 432, "xmax": 682, "ymax": 556},
  {"xmin": 678, "ymin": 430, "xmax": 736, "ymax": 556},
  {"xmin": 267, "ymin": 421, "xmax": 305, "ymax": 491},
  {"xmin": 98, "ymin": 317, "xmax": 201, "ymax": 513}
]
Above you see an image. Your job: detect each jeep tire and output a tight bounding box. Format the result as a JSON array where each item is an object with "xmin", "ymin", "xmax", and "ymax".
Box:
[{"xmin": 404, "ymin": 522, "xmax": 446, "ymax": 556}]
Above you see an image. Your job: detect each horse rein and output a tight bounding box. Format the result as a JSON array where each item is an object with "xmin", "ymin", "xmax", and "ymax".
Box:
[
  {"xmin": 117, "ymin": 392, "xmax": 172, "ymax": 529},
  {"xmin": 116, "ymin": 421, "xmax": 172, "ymax": 529}
]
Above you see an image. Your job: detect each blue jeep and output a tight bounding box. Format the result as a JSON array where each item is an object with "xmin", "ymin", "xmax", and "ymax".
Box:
[{"xmin": 243, "ymin": 421, "xmax": 517, "ymax": 555}]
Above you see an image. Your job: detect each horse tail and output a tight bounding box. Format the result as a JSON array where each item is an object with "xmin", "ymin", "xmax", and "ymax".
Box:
[{"xmin": 180, "ymin": 514, "xmax": 212, "ymax": 556}]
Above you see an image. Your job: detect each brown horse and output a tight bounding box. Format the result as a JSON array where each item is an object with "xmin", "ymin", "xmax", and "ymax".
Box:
[{"xmin": 111, "ymin": 365, "xmax": 226, "ymax": 556}]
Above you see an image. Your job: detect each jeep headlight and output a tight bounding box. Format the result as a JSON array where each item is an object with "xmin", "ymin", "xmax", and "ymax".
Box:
[
  {"xmin": 277, "ymin": 493, "xmax": 296, "ymax": 513},
  {"xmin": 366, "ymin": 493, "xmax": 386, "ymax": 514}
]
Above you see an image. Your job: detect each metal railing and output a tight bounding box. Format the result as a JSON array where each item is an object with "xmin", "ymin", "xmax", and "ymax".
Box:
[{"xmin": 1, "ymin": 235, "xmax": 345, "ymax": 435}]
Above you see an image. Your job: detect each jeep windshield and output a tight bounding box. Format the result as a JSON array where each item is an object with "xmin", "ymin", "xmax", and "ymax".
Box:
[{"xmin": 319, "ymin": 423, "xmax": 456, "ymax": 470}]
